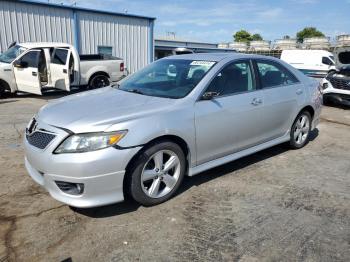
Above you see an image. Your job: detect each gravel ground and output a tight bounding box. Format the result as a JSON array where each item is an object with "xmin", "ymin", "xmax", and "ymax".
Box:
[{"xmin": 0, "ymin": 92, "xmax": 349, "ymax": 262}]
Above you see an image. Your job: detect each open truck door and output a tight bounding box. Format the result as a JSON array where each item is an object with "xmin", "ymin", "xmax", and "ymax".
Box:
[
  {"xmin": 50, "ymin": 48, "xmax": 71, "ymax": 92},
  {"xmin": 13, "ymin": 50, "xmax": 42, "ymax": 95}
]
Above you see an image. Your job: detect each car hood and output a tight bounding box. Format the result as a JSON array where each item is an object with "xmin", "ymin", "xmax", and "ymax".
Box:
[
  {"xmin": 37, "ymin": 87, "xmax": 179, "ymax": 133},
  {"xmin": 334, "ymin": 47, "xmax": 350, "ymax": 68},
  {"xmin": 0, "ymin": 61, "xmax": 11, "ymax": 69}
]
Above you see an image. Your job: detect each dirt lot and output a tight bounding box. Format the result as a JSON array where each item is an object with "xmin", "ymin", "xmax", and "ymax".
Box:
[{"xmin": 0, "ymin": 92, "xmax": 349, "ymax": 262}]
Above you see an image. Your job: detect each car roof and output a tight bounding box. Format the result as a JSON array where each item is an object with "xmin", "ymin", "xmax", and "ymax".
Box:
[
  {"xmin": 18, "ymin": 42, "xmax": 73, "ymax": 49},
  {"xmin": 163, "ymin": 52, "xmax": 279, "ymax": 62}
]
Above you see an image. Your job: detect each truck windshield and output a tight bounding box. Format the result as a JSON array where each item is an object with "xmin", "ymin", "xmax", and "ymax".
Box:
[
  {"xmin": 118, "ymin": 59, "xmax": 216, "ymax": 99},
  {"xmin": 0, "ymin": 45, "xmax": 27, "ymax": 63}
]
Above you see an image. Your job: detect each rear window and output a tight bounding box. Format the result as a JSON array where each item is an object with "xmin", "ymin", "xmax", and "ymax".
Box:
[{"xmin": 339, "ymin": 52, "xmax": 350, "ymax": 64}]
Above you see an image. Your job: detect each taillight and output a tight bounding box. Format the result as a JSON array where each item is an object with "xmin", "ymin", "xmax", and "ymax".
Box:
[{"xmin": 120, "ymin": 62, "xmax": 124, "ymax": 72}]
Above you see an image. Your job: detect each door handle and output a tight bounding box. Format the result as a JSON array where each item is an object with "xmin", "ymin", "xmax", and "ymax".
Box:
[
  {"xmin": 63, "ymin": 69, "xmax": 67, "ymax": 74},
  {"xmin": 251, "ymin": 98, "xmax": 262, "ymax": 106},
  {"xmin": 296, "ymin": 89, "xmax": 303, "ymax": 95},
  {"xmin": 32, "ymin": 72, "xmax": 37, "ymax": 76}
]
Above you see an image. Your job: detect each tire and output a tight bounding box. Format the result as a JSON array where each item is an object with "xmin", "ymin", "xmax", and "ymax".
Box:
[
  {"xmin": 0, "ymin": 85, "xmax": 4, "ymax": 98},
  {"xmin": 289, "ymin": 111, "xmax": 312, "ymax": 149},
  {"xmin": 88, "ymin": 74, "xmax": 110, "ymax": 89},
  {"xmin": 126, "ymin": 141, "xmax": 186, "ymax": 206}
]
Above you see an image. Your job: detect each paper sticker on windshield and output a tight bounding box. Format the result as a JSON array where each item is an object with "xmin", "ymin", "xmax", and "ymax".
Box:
[{"xmin": 190, "ymin": 61, "xmax": 215, "ymax": 67}]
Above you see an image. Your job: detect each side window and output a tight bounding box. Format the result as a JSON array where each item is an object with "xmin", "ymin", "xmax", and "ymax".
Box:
[
  {"xmin": 322, "ymin": 57, "xmax": 334, "ymax": 66},
  {"xmin": 20, "ymin": 51, "xmax": 40, "ymax": 68},
  {"xmin": 206, "ymin": 61, "xmax": 255, "ymax": 96},
  {"xmin": 51, "ymin": 49, "xmax": 68, "ymax": 65},
  {"xmin": 256, "ymin": 60, "xmax": 298, "ymax": 88}
]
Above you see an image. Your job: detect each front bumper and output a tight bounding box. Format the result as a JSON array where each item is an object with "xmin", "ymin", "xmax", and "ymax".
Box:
[
  {"xmin": 322, "ymin": 79, "xmax": 350, "ymax": 106},
  {"xmin": 24, "ymin": 121, "xmax": 141, "ymax": 208}
]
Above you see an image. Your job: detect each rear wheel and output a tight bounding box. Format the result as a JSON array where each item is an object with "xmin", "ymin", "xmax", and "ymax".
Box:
[
  {"xmin": 88, "ymin": 75, "xmax": 110, "ymax": 89},
  {"xmin": 289, "ymin": 111, "xmax": 311, "ymax": 149},
  {"xmin": 126, "ymin": 141, "xmax": 186, "ymax": 206}
]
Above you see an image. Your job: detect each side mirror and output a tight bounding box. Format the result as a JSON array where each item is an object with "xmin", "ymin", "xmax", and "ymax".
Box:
[
  {"xmin": 202, "ymin": 91, "xmax": 220, "ymax": 100},
  {"xmin": 13, "ymin": 60, "xmax": 28, "ymax": 68}
]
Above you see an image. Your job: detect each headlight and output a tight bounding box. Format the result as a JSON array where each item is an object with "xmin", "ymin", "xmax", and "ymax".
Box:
[{"xmin": 54, "ymin": 130, "xmax": 127, "ymax": 154}]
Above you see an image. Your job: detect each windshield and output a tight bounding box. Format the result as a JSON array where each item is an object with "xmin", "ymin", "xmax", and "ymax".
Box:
[
  {"xmin": 118, "ymin": 59, "xmax": 216, "ymax": 99},
  {"xmin": 0, "ymin": 45, "xmax": 27, "ymax": 63}
]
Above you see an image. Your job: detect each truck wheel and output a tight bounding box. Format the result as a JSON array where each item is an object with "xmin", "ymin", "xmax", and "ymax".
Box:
[{"xmin": 88, "ymin": 75, "xmax": 110, "ymax": 89}]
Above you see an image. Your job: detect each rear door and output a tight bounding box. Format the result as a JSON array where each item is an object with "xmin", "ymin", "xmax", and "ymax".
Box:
[
  {"xmin": 50, "ymin": 48, "xmax": 71, "ymax": 91},
  {"xmin": 13, "ymin": 50, "xmax": 42, "ymax": 95},
  {"xmin": 254, "ymin": 59, "xmax": 305, "ymax": 141},
  {"xmin": 194, "ymin": 59, "xmax": 265, "ymax": 165}
]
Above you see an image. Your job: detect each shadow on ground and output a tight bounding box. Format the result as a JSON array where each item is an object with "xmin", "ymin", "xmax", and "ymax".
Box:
[
  {"xmin": 73, "ymin": 129, "xmax": 319, "ymax": 218},
  {"xmin": 323, "ymin": 100, "xmax": 350, "ymax": 110}
]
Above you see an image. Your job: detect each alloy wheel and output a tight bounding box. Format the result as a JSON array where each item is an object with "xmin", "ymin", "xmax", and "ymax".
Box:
[
  {"xmin": 293, "ymin": 114, "xmax": 310, "ymax": 145},
  {"xmin": 141, "ymin": 150, "xmax": 181, "ymax": 199}
]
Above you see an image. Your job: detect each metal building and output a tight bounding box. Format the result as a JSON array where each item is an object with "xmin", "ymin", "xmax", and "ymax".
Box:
[
  {"xmin": 155, "ymin": 38, "xmax": 234, "ymax": 59},
  {"xmin": 0, "ymin": 0, "xmax": 155, "ymax": 73}
]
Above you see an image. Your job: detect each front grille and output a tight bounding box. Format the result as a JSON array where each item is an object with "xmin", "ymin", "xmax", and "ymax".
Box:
[
  {"xmin": 26, "ymin": 131, "xmax": 56, "ymax": 149},
  {"xmin": 329, "ymin": 77, "xmax": 350, "ymax": 90}
]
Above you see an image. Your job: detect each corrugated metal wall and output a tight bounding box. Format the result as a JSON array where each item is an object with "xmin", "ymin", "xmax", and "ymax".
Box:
[
  {"xmin": 78, "ymin": 11, "xmax": 151, "ymax": 73},
  {"xmin": 0, "ymin": 1, "xmax": 153, "ymax": 73},
  {"xmin": 0, "ymin": 1, "xmax": 74, "ymax": 51}
]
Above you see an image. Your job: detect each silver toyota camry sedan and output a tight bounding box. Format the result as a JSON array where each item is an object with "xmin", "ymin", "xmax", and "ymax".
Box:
[{"xmin": 24, "ymin": 53, "xmax": 322, "ymax": 208}]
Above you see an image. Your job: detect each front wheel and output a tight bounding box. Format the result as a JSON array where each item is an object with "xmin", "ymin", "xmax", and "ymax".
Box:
[
  {"xmin": 0, "ymin": 85, "xmax": 5, "ymax": 98},
  {"xmin": 126, "ymin": 141, "xmax": 186, "ymax": 206},
  {"xmin": 88, "ymin": 75, "xmax": 110, "ymax": 89},
  {"xmin": 289, "ymin": 111, "xmax": 311, "ymax": 149}
]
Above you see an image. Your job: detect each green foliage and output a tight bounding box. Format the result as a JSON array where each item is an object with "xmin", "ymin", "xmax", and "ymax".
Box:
[
  {"xmin": 233, "ymin": 30, "xmax": 264, "ymax": 42},
  {"xmin": 251, "ymin": 34, "xmax": 263, "ymax": 41},
  {"xmin": 296, "ymin": 27, "xmax": 325, "ymax": 43},
  {"xmin": 233, "ymin": 30, "xmax": 252, "ymax": 43}
]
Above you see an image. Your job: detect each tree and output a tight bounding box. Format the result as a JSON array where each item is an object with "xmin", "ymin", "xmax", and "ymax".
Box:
[
  {"xmin": 251, "ymin": 33, "xmax": 263, "ymax": 41},
  {"xmin": 233, "ymin": 30, "xmax": 252, "ymax": 43},
  {"xmin": 296, "ymin": 27, "xmax": 325, "ymax": 43}
]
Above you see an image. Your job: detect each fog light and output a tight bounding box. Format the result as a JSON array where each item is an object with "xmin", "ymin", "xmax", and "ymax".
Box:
[
  {"xmin": 55, "ymin": 181, "xmax": 84, "ymax": 195},
  {"xmin": 322, "ymin": 83, "xmax": 328, "ymax": 90}
]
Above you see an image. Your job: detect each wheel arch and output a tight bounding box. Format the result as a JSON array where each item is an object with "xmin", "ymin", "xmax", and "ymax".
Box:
[
  {"xmin": 0, "ymin": 79, "xmax": 10, "ymax": 91},
  {"xmin": 298, "ymin": 105, "xmax": 315, "ymax": 120},
  {"xmin": 123, "ymin": 134, "xmax": 191, "ymax": 196},
  {"xmin": 88, "ymin": 71, "xmax": 110, "ymax": 85}
]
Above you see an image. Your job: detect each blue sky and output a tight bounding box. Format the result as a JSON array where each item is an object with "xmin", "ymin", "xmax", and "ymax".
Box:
[{"xmin": 33, "ymin": 0, "xmax": 350, "ymax": 43}]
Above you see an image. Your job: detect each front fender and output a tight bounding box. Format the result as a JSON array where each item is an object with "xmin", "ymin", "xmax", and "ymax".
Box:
[{"xmin": 105, "ymin": 106, "xmax": 196, "ymax": 167}]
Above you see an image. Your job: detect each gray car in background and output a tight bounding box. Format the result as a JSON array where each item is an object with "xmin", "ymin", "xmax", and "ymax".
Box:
[{"xmin": 24, "ymin": 53, "xmax": 322, "ymax": 208}]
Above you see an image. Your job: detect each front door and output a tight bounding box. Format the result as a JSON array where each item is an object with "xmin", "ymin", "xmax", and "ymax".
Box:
[
  {"xmin": 50, "ymin": 48, "xmax": 71, "ymax": 91},
  {"xmin": 13, "ymin": 50, "xmax": 42, "ymax": 95},
  {"xmin": 194, "ymin": 60, "xmax": 265, "ymax": 165}
]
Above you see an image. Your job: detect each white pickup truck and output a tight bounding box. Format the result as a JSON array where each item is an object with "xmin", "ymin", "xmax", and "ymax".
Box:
[{"xmin": 0, "ymin": 42, "xmax": 125, "ymax": 96}]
